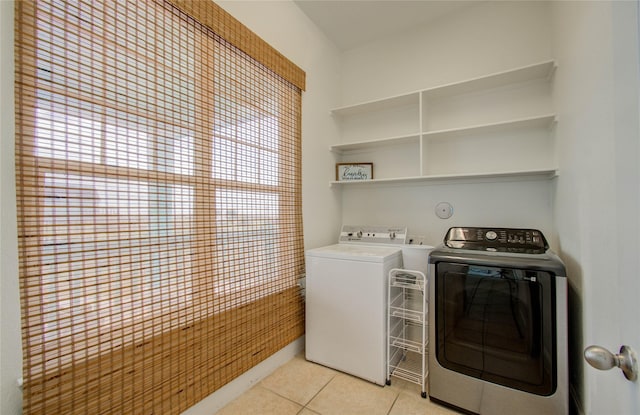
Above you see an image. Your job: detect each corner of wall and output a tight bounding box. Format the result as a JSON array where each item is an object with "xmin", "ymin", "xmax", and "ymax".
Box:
[{"xmin": 1, "ymin": 2, "xmax": 24, "ymax": 415}]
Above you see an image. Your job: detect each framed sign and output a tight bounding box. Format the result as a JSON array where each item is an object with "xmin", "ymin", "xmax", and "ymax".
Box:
[{"xmin": 336, "ymin": 163, "xmax": 373, "ymax": 181}]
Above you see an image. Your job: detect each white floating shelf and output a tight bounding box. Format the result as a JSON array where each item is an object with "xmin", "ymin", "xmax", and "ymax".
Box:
[
  {"xmin": 330, "ymin": 133, "xmax": 421, "ymax": 153},
  {"xmin": 330, "ymin": 168, "xmax": 558, "ymax": 186},
  {"xmin": 423, "ymin": 60, "xmax": 556, "ymax": 98},
  {"xmin": 331, "ymin": 92, "xmax": 419, "ymax": 117},
  {"xmin": 330, "ymin": 115, "xmax": 556, "ymax": 152},
  {"xmin": 330, "ymin": 60, "xmax": 556, "ymax": 116},
  {"xmin": 422, "ymin": 114, "xmax": 556, "ymax": 140}
]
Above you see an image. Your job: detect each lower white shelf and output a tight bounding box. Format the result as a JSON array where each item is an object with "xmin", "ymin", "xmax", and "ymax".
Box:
[
  {"xmin": 388, "ymin": 348, "xmax": 428, "ymax": 386},
  {"xmin": 330, "ymin": 168, "xmax": 558, "ymax": 186}
]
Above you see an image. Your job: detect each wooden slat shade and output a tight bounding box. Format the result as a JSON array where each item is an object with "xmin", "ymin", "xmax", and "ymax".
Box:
[{"xmin": 14, "ymin": 0, "xmax": 306, "ymax": 413}]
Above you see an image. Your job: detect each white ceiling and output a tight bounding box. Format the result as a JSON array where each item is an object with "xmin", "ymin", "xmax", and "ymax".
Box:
[{"xmin": 294, "ymin": 0, "xmax": 480, "ymax": 51}]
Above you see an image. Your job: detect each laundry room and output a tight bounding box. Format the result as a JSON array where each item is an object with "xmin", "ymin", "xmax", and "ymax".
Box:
[{"xmin": 1, "ymin": 1, "xmax": 639, "ymax": 415}]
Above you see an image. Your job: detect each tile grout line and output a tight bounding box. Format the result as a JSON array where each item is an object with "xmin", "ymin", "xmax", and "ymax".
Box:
[
  {"xmin": 254, "ymin": 384, "xmax": 306, "ymax": 411},
  {"xmin": 300, "ymin": 371, "xmax": 339, "ymax": 413},
  {"xmin": 386, "ymin": 393, "xmax": 401, "ymax": 415},
  {"xmin": 259, "ymin": 368, "xmax": 338, "ymax": 415}
]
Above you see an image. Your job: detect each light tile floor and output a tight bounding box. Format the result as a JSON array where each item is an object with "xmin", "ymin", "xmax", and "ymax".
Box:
[{"xmin": 215, "ymin": 354, "xmax": 462, "ymax": 415}]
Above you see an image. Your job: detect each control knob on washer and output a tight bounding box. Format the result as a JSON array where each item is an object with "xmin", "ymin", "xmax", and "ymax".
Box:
[{"xmin": 485, "ymin": 230, "xmax": 498, "ymax": 241}]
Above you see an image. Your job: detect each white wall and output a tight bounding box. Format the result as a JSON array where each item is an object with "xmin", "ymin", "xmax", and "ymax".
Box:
[
  {"xmin": 341, "ymin": 1, "xmax": 553, "ymax": 105},
  {"xmin": 551, "ymin": 1, "xmax": 640, "ymax": 414},
  {"xmin": 0, "ymin": 2, "xmax": 22, "ymax": 415},
  {"xmin": 338, "ymin": 1, "xmax": 555, "ymax": 248},
  {"xmin": 341, "ymin": 179, "xmax": 554, "ymax": 247}
]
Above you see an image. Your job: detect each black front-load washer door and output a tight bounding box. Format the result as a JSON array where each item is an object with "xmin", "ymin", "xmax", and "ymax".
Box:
[{"xmin": 435, "ymin": 262, "xmax": 556, "ymax": 396}]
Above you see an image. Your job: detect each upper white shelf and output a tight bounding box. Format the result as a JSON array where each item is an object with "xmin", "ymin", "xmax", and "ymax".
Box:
[
  {"xmin": 330, "ymin": 60, "xmax": 556, "ymax": 116},
  {"xmin": 331, "ymin": 92, "xmax": 419, "ymax": 117},
  {"xmin": 423, "ymin": 60, "xmax": 556, "ymax": 98}
]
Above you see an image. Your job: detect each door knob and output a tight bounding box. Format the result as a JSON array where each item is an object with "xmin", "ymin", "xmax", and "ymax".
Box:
[{"xmin": 584, "ymin": 345, "xmax": 638, "ymax": 381}]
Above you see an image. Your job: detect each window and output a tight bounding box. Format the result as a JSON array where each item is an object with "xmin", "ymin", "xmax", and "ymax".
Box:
[{"xmin": 15, "ymin": 1, "xmax": 305, "ymax": 414}]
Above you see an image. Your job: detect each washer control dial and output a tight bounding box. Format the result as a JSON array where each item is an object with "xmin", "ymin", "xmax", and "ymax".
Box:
[{"xmin": 485, "ymin": 230, "xmax": 498, "ymax": 241}]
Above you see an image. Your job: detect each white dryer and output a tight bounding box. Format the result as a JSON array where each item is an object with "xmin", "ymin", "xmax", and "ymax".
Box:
[{"xmin": 305, "ymin": 225, "xmax": 419, "ymax": 385}]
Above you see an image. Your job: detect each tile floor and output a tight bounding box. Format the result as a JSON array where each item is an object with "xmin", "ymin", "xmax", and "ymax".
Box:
[{"xmin": 215, "ymin": 354, "xmax": 462, "ymax": 415}]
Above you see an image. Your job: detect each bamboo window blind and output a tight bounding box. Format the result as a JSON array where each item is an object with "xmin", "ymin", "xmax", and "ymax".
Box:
[{"xmin": 14, "ymin": 1, "xmax": 306, "ymax": 414}]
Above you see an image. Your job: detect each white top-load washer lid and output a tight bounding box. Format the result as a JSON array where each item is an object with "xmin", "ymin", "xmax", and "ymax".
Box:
[{"xmin": 305, "ymin": 243, "xmax": 402, "ymax": 263}]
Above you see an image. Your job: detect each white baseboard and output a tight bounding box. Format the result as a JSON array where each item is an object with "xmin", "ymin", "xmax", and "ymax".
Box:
[{"xmin": 181, "ymin": 336, "xmax": 305, "ymax": 415}]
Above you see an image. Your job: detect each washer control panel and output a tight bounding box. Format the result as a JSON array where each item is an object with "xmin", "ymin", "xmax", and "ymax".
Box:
[
  {"xmin": 444, "ymin": 227, "xmax": 548, "ymax": 254},
  {"xmin": 339, "ymin": 225, "xmax": 407, "ymax": 245}
]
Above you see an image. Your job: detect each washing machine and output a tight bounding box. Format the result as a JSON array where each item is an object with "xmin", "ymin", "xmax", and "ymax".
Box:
[
  {"xmin": 305, "ymin": 225, "xmax": 431, "ymax": 385},
  {"xmin": 428, "ymin": 227, "xmax": 568, "ymax": 415}
]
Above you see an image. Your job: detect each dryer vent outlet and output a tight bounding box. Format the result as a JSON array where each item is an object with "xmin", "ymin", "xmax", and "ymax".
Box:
[{"xmin": 435, "ymin": 202, "xmax": 453, "ymax": 219}]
